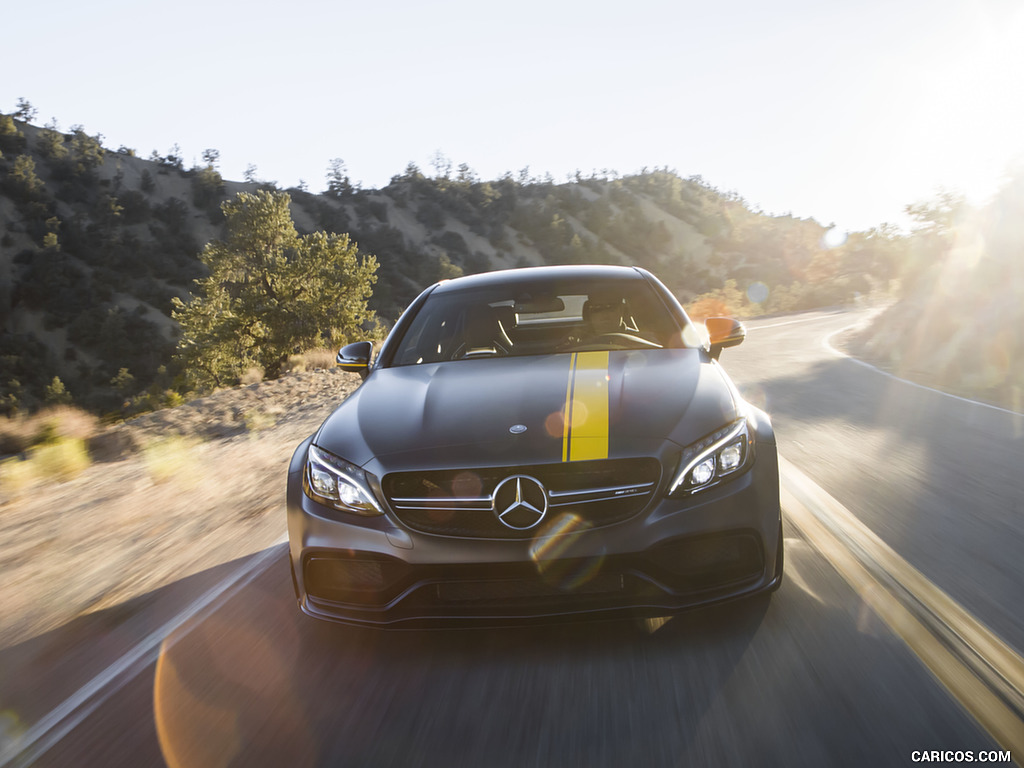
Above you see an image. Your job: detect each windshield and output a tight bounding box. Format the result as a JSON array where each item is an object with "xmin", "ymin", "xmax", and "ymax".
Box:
[{"xmin": 389, "ymin": 276, "xmax": 688, "ymax": 366}]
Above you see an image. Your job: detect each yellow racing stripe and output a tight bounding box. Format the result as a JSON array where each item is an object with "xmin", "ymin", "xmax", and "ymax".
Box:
[
  {"xmin": 562, "ymin": 351, "xmax": 610, "ymax": 461},
  {"xmin": 562, "ymin": 354, "xmax": 577, "ymax": 461}
]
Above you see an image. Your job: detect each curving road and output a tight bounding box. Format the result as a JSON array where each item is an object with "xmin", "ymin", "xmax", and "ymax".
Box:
[
  {"xmin": 5, "ymin": 308, "xmax": 1024, "ymax": 767},
  {"xmin": 729, "ymin": 309, "xmax": 1024, "ymax": 656}
]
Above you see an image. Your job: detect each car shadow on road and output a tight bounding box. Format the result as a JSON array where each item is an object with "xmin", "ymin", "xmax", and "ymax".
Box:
[
  {"xmin": 149, "ymin": 546, "xmax": 988, "ymax": 768},
  {"xmin": 142, "ymin": 548, "xmax": 775, "ymax": 768},
  {"xmin": 4, "ymin": 542, "xmax": 995, "ymax": 768}
]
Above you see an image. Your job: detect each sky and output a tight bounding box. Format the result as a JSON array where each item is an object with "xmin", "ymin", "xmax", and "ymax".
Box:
[{"xmin": 3, "ymin": 0, "xmax": 1024, "ymax": 234}]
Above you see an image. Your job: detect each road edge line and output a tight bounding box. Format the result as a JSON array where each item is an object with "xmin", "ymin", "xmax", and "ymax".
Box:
[
  {"xmin": 823, "ymin": 324, "xmax": 1024, "ymax": 418},
  {"xmin": 0, "ymin": 538, "xmax": 287, "ymax": 768},
  {"xmin": 780, "ymin": 455, "xmax": 1024, "ymax": 760}
]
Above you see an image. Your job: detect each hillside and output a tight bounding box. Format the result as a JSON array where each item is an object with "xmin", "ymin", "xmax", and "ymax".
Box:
[
  {"xmin": 0, "ymin": 110, "xmax": 893, "ymax": 414},
  {"xmin": 843, "ymin": 177, "xmax": 1024, "ymax": 412}
]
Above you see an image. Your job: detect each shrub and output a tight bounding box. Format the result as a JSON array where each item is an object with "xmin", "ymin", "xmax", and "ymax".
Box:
[
  {"xmin": 7, "ymin": 154, "xmax": 45, "ymax": 200},
  {"xmin": 0, "ymin": 405, "xmax": 98, "ymax": 453},
  {"xmin": 28, "ymin": 437, "xmax": 91, "ymax": 482},
  {"xmin": 37, "ymin": 126, "xmax": 68, "ymax": 161},
  {"xmin": 415, "ymin": 200, "xmax": 445, "ymax": 229},
  {"xmin": 43, "ymin": 376, "xmax": 72, "ymax": 405},
  {"xmin": 434, "ymin": 230, "xmax": 468, "ymax": 255},
  {"xmin": 69, "ymin": 126, "xmax": 105, "ymax": 175},
  {"xmin": 118, "ymin": 190, "xmax": 151, "ymax": 224},
  {"xmin": 163, "ymin": 390, "xmax": 185, "ymax": 408},
  {"xmin": 0, "ymin": 114, "xmax": 26, "ymax": 153},
  {"xmin": 33, "ymin": 405, "xmax": 99, "ymax": 444},
  {"xmin": 192, "ymin": 165, "xmax": 224, "ymax": 209},
  {"xmin": 124, "ymin": 388, "xmax": 185, "ymax": 418}
]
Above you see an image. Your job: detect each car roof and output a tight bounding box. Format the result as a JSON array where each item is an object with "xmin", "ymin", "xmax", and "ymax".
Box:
[{"xmin": 430, "ymin": 264, "xmax": 648, "ymax": 294}]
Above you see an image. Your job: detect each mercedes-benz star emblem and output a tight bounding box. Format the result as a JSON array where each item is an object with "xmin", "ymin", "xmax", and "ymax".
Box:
[
  {"xmin": 509, "ymin": 424, "xmax": 528, "ymax": 434},
  {"xmin": 492, "ymin": 475, "xmax": 548, "ymax": 530}
]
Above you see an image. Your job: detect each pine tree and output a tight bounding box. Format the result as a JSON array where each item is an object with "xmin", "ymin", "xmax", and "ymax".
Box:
[{"xmin": 172, "ymin": 190, "xmax": 378, "ymax": 390}]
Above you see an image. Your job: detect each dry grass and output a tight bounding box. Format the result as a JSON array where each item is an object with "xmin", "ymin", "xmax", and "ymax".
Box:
[
  {"xmin": 0, "ymin": 365, "xmax": 365, "ymax": 650},
  {"xmin": 243, "ymin": 409, "xmax": 278, "ymax": 432},
  {"xmin": 284, "ymin": 348, "xmax": 337, "ymax": 374},
  {"xmin": 0, "ymin": 456, "xmax": 36, "ymax": 496},
  {"xmin": 0, "ymin": 406, "xmax": 99, "ymax": 455},
  {"xmin": 141, "ymin": 436, "xmax": 201, "ymax": 486},
  {"xmin": 35, "ymin": 405, "xmax": 99, "ymax": 442},
  {"xmin": 0, "ymin": 437, "xmax": 92, "ymax": 496},
  {"xmin": 29, "ymin": 438, "xmax": 91, "ymax": 481},
  {"xmin": 302, "ymin": 348, "xmax": 338, "ymax": 370},
  {"xmin": 283, "ymin": 354, "xmax": 307, "ymax": 373}
]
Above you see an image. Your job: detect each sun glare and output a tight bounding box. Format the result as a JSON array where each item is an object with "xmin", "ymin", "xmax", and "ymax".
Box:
[
  {"xmin": 822, "ymin": 228, "xmax": 848, "ymax": 249},
  {"xmin": 898, "ymin": 6, "xmax": 1024, "ymax": 205}
]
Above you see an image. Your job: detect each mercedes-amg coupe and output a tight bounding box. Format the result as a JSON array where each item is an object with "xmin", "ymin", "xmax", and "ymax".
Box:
[{"xmin": 287, "ymin": 265, "xmax": 782, "ymax": 627}]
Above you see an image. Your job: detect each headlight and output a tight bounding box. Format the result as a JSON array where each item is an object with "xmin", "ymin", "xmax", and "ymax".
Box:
[
  {"xmin": 303, "ymin": 444, "xmax": 383, "ymax": 516},
  {"xmin": 668, "ymin": 418, "xmax": 753, "ymax": 496}
]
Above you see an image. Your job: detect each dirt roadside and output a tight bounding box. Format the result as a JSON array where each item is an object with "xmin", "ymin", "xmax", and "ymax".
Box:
[{"xmin": 0, "ymin": 368, "xmax": 362, "ymax": 651}]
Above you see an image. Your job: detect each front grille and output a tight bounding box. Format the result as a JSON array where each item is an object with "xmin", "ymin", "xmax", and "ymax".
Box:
[{"xmin": 383, "ymin": 458, "xmax": 661, "ymax": 539}]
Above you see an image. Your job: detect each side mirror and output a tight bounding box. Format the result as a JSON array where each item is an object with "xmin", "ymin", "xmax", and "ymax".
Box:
[
  {"xmin": 337, "ymin": 341, "xmax": 374, "ymax": 378},
  {"xmin": 704, "ymin": 317, "xmax": 745, "ymax": 360}
]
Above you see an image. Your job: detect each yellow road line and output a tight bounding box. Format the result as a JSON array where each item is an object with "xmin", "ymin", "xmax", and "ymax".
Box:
[{"xmin": 780, "ymin": 455, "xmax": 1024, "ymax": 760}]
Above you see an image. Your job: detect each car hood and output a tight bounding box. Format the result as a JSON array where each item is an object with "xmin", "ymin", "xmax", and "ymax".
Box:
[{"xmin": 315, "ymin": 349, "xmax": 741, "ymax": 470}]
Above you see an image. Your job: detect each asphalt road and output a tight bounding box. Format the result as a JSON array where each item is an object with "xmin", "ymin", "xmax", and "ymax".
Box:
[
  {"xmin": 728, "ymin": 309, "xmax": 1024, "ymax": 657},
  {"xmin": 7, "ymin": 307, "xmax": 1023, "ymax": 767}
]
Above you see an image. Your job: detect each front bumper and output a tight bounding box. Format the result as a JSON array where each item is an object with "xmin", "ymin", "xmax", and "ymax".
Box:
[{"xmin": 286, "ymin": 444, "xmax": 782, "ymax": 628}]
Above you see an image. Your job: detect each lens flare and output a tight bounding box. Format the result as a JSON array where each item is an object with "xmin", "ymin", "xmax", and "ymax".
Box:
[
  {"xmin": 528, "ymin": 513, "xmax": 604, "ymax": 591},
  {"xmin": 154, "ymin": 604, "xmax": 314, "ymax": 768},
  {"xmin": 747, "ymin": 281, "xmax": 769, "ymax": 304}
]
